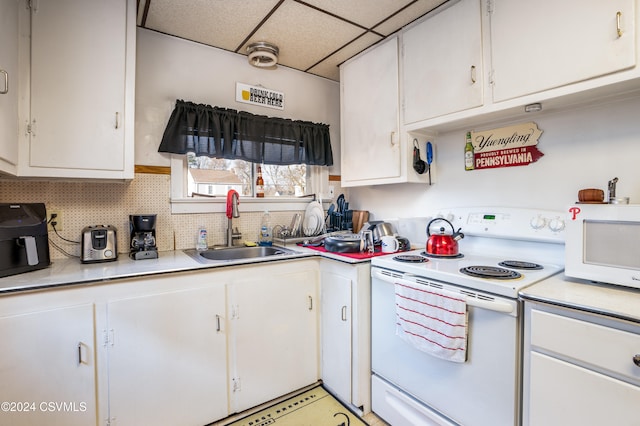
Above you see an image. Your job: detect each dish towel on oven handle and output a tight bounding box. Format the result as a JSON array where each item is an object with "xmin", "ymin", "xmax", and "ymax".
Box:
[{"xmin": 395, "ymin": 280, "xmax": 468, "ymax": 363}]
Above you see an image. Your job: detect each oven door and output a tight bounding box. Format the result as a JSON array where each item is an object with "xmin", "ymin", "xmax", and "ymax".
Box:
[{"xmin": 371, "ymin": 267, "xmax": 520, "ymax": 426}]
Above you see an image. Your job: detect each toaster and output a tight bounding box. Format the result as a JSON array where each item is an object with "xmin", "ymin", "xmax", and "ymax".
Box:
[{"xmin": 81, "ymin": 225, "xmax": 118, "ymax": 263}]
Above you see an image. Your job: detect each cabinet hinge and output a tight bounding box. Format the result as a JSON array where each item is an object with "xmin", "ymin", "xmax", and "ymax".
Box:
[
  {"xmin": 489, "ymin": 69, "xmax": 495, "ymax": 86},
  {"xmin": 25, "ymin": 119, "xmax": 36, "ymax": 137},
  {"xmin": 27, "ymin": 0, "xmax": 38, "ymax": 13},
  {"xmin": 103, "ymin": 329, "xmax": 114, "ymax": 347},
  {"xmin": 231, "ymin": 304, "xmax": 240, "ymax": 320},
  {"xmin": 487, "ymin": 0, "xmax": 494, "ymax": 14},
  {"xmin": 232, "ymin": 377, "xmax": 241, "ymax": 392}
]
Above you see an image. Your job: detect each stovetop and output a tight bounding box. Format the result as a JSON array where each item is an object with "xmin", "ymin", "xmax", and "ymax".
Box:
[{"xmin": 372, "ymin": 249, "xmax": 563, "ymax": 298}]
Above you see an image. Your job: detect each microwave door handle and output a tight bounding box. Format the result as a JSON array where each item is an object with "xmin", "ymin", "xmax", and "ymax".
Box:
[{"xmin": 20, "ymin": 236, "xmax": 39, "ymax": 266}]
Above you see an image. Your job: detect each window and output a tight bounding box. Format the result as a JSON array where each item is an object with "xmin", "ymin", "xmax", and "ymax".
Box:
[
  {"xmin": 161, "ymin": 101, "xmax": 333, "ymax": 213},
  {"xmin": 186, "ymin": 153, "xmax": 307, "ymax": 197},
  {"xmin": 170, "ymin": 154, "xmax": 328, "ymax": 214}
]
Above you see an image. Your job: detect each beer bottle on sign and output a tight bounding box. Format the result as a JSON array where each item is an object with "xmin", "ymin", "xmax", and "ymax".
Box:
[{"xmin": 464, "ymin": 132, "xmax": 475, "ymax": 171}]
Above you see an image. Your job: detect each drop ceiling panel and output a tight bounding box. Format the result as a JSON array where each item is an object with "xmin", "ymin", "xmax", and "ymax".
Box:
[
  {"xmin": 301, "ymin": 0, "xmax": 415, "ymax": 29},
  {"xmin": 138, "ymin": 0, "xmax": 449, "ymax": 81},
  {"xmin": 307, "ymin": 33, "xmax": 384, "ymax": 81},
  {"xmin": 242, "ymin": 0, "xmax": 365, "ymax": 71},
  {"xmin": 373, "ymin": 0, "xmax": 448, "ymax": 35},
  {"xmin": 144, "ymin": 0, "xmax": 281, "ymax": 51}
]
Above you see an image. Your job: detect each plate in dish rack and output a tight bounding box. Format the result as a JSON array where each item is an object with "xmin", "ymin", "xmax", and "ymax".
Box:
[{"xmin": 304, "ymin": 201, "xmax": 323, "ymax": 236}]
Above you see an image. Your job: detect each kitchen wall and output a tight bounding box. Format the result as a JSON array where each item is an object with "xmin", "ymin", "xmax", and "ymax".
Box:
[{"xmin": 351, "ymin": 94, "xmax": 640, "ymax": 222}]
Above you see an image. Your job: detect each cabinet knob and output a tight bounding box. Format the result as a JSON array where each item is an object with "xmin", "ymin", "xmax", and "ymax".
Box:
[{"xmin": 633, "ymin": 354, "xmax": 640, "ymax": 367}]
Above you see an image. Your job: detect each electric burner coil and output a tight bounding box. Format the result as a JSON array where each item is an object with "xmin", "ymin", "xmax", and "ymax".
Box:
[
  {"xmin": 393, "ymin": 254, "xmax": 428, "ymax": 263},
  {"xmin": 460, "ymin": 265, "xmax": 522, "ymax": 280},
  {"xmin": 498, "ymin": 260, "xmax": 543, "ymax": 270}
]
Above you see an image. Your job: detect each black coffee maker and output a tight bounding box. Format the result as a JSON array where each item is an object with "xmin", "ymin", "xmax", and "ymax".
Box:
[{"xmin": 129, "ymin": 214, "xmax": 158, "ymax": 260}]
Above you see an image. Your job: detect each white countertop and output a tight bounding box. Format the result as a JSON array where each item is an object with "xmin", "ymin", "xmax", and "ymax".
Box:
[
  {"xmin": 0, "ymin": 245, "xmax": 371, "ymax": 295},
  {"xmin": 520, "ymin": 274, "xmax": 640, "ymax": 323}
]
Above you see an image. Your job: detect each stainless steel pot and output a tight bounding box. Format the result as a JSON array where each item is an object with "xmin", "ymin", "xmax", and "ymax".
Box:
[{"xmin": 361, "ymin": 221, "xmax": 395, "ymax": 243}]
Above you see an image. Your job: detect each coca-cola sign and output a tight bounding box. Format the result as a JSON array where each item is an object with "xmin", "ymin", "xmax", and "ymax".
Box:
[{"xmin": 466, "ymin": 122, "xmax": 544, "ymax": 170}]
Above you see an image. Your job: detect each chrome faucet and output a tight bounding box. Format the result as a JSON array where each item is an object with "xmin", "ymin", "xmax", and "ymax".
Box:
[{"xmin": 226, "ymin": 190, "xmax": 240, "ymax": 247}]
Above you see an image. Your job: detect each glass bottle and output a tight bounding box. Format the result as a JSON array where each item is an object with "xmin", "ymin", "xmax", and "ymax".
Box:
[
  {"xmin": 464, "ymin": 131, "xmax": 475, "ymax": 171},
  {"xmin": 256, "ymin": 164, "xmax": 265, "ymax": 198}
]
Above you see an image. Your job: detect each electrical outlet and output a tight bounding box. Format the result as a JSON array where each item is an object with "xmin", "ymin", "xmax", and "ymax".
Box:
[
  {"xmin": 328, "ymin": 185, "xmax": 335, "ymax": 198},
  {"xmin": 48, "ymin": 210, "xmax": 63, "ymax": 232}
]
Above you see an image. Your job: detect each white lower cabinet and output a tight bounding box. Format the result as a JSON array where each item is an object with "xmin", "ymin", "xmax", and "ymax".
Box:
[
  {"xmin": 106, "ymin": 285, "xmax": 228, "ymax": 426},
  {"xmin": 523, "ymin": 302, "xmax": 640, "ymax": 426},
  {"xmin": 0, "ymin": 259, "xmax": 323, "ymax": 426},
  {"xmin": 228, "ymin": 263, "xmax": 319, "ymax": 413},
  {"xmin": 0, "ymin": 302, "xmax": 98, "ymax": 426},
  {"xmin": 320, "ymin": 259, "xmax": 371, "ymax": 413}
]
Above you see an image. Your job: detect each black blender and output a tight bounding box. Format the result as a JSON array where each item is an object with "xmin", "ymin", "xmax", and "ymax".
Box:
[{"xmin": 129, "ymin": 214, "xmax": 158, "ymax": 260}]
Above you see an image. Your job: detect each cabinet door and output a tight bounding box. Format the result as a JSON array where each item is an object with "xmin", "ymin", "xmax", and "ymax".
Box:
[
  {"xmin": 0, "ymin": 304, "xmax": 98, "ymax": 426},
  {"xmin": 107, "ymin": 286, "xmax": 228, "ymax": 425},
  {"xmin": 402, "ymin": 0, "xmax": 483, "ymax": 123},
  {"xmin": 341, "ymin": 36, "xmax": 400, "ymax": 185},
  {"xmin": 0, "ymin": 0, "xmax": 19, "ymax": 173},
  {"xmin": 320, "ymin": 270, "xmax": 352, "ymax": 402},
  {"xmin": 28, "ymin": 0, "xmax": 130, "ymax": 175},
  {"xmin": 491, "ymin": 0, "xmax": 636, "ymax": 102},
  {"xmin": 229, "ymin": 269, "xmax": 319, "ymax": 413},
  {"xmin": 528, "ymin": 352, "xmax": 640, "ymax": 426}
]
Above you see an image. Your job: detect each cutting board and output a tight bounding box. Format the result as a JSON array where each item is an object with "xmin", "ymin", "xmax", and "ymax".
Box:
[{"xmin": 352, "ymin": 210, "xmax": 369, "ymax": 233}]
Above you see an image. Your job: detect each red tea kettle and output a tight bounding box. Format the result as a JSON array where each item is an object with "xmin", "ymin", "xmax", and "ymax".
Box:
[{"xmin": 426, "ymin": 218, "xmax": 464, "ymax": 256}]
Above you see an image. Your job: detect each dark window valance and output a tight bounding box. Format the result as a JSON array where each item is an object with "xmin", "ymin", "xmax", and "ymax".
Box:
[{"xmin": 158, "ymin": 100, "xmax": 333, "ymax": 166}]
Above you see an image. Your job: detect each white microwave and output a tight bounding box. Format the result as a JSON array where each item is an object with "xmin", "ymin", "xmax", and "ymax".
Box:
[{"xmin": 565, "ymin": 204, "xmax": 640, "ymax": 289}]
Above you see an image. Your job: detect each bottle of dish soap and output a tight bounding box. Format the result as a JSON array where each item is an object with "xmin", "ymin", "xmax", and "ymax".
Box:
[
  {"xmin": 196, "ymin": 225, "xmax": 208, "ymax": 251},
  {"xmin": 259, "ymin": 211, "xmax": 272, "ymax": 246}
]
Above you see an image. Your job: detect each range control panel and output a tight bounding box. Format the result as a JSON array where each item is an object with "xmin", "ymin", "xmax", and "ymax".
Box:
[{"xmin": 433, "ymin": 207, "xmax": 566, "ymax": 243}]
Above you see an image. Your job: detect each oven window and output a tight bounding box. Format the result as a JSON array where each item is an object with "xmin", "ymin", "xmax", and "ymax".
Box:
[{"xmin": 584, "ymin": 220, "xmax": 640, "ymax": 270}]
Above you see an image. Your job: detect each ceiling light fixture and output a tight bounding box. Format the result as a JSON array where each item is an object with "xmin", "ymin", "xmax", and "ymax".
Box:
[{"xmin": 247, "ymin": 42, "xmax": 279, "ymax": 68}]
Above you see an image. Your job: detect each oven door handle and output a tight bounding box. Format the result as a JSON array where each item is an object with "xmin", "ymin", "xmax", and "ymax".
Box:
[{"xmin": 372, "ymin": 269, "xmax": 515, "ymax": 314}]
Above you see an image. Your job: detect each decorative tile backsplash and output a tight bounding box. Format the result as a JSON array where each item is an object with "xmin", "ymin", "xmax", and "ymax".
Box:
[{"xmin": 0, "ymin": 174, "xmax": 335, "ymax": 260}]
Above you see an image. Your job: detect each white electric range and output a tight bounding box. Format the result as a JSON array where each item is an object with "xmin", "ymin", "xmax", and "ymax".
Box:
[{"xmin": 370, "ymin": 207, "xmax": 565, "ymax": 426}]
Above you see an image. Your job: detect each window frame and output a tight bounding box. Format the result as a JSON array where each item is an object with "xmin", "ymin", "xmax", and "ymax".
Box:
[{"xmin": 169, "ymin": 155, "xmax": 330, "ymax": 214}]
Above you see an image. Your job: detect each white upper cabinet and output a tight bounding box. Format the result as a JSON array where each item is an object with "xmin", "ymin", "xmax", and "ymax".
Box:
[
  {"xmin": 402, "ymin": 0, "xmax": 484, "ymax": 123},
  {"xmin": 491, "ymin": 0, "xmax": 636, "ymax": 102},
  {"xmin": 340, "ymin": 36, "xmax": 402, "ymax": 186},
  {"xmin": 19, "ymin": 0, "xmax": 135, "ymax": 179},
  {"xmin": 0, "ymin": 0, "xmax": 19, "ymax": 175},
  {"xmin": 340, "ymin": 36, "xmax": 430, "ymax": 187}
]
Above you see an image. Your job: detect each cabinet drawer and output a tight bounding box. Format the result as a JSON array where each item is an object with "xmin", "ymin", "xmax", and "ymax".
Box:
[
  {"xmin": 530, "ymin": 309, "xmax": 640, "ymax": 382},
  {"xmin": 529, "ymin": 352, "xmax": 640, "ymax": 426}
]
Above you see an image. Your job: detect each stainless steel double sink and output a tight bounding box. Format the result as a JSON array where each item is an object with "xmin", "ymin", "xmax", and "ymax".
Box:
[{"xmin": 184, "ymin": 245, "xmax": 300, "ymax": 263}]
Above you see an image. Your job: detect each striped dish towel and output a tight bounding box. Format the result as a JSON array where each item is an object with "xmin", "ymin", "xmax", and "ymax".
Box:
[{"xmin": 395, "ymin": 281, "xmax": 468, "ymax": 363}]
